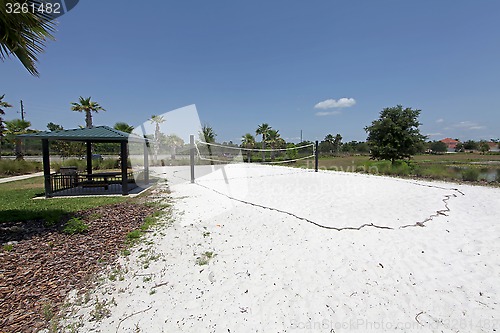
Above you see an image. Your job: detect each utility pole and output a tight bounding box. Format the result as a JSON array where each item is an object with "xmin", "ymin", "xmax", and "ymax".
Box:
[
  {"xmin": 300, "ymin": 130, "xmax": 303, "ymax": 143},
  {"xmin": 19, "ymin": 100, "xmax": 25, "ymax": 120}
]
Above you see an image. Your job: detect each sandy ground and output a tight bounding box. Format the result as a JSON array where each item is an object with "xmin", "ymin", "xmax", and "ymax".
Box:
[{"xmin": 61, "ymin": 164, "xmax": 500, "ymax": 332}]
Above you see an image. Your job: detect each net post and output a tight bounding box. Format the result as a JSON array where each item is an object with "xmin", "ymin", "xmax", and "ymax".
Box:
[
  {"xmin": 190, "ymin": 135, "xmax": 195, "ymax": 183},
  {"xmin": 315, "ymin": 140, "xmax": 319, "ymax": 172}
]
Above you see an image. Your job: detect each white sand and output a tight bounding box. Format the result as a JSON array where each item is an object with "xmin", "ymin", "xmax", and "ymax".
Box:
[{"xmin": 62, "ymin": 165, "xmax": 500, "ymax": 332}]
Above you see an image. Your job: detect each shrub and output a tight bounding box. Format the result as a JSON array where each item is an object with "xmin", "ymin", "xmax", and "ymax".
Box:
[
  {"xmin": 63, "ymin": 217, "xmax": 89, "ymax": 234},
  {"xmin": 0, "ymin": 159, "xmax": 42, "ymax": 176},
  {"xmin": 462, "ymin": 168, "xmax": 480, "ymax": 182}
]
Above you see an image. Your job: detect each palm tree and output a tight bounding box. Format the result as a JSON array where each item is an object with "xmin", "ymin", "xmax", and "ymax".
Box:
[
  {"xmin": 256, "ymin": 123, "xmax": 271, "ymax": 162},
  {"xmin": 0, "ymin": 3, "xmax": 56, "ymax": 76},
  {"xmin": 241, "ymin": 133, "xmax": 255, "ymax": 162},
  {"xmin": 266, "ymin": 129, "xmax": 281, "ymax": 160},
  {"xmin": 5, "ymin": 119, "xmax": 31, "ymax": 160},
  {"xmin": 201, "ymin": 124, "xmax": 216, "ymax": 143},
  {"xmin": 114, "ymin": 122, "xmax": 134, "ymax": 134},
  {"xmin": 201, "ymin": 124, "xmax": 216, "ymax": 165},
  {"xmin": 150, "ymin": 115, "xmax": 165, "ymax": 165},
  {"xmin": 0, "ymin": 94, "xmax": 12, "ymax": 159},
  {"xmin": 71, "ymin": 97, "xmax": 106, "ymax": 128}
]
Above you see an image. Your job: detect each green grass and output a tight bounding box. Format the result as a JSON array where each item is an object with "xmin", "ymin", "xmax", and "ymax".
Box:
[
  {"xmin": 0, "ymin": 177, "xmax": 125, "ymax": 226},
  {"xmin": 293, "ymin": 153, "xmax": 500, "ymax": 183}
]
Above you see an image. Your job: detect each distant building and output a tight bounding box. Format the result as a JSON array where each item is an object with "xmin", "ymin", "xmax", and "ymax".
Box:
[
  {"xmin": 440, "ymin": 138, "xmax": 459, "ymax": 152},
  {"xmin": 488, "ymin": 142, "xmax": 500, "ymax": 152}
]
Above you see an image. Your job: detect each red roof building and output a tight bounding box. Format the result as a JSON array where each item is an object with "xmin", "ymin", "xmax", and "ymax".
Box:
[{"xmin": 440, "ymin": 138, "xmax": 459, "ymax": 151}]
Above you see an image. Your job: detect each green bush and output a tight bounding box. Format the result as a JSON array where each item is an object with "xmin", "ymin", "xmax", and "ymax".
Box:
[
  {"xmin": 0, "ymin": 159, "xmax": 42, "ymax": 176},
  {"xmin": 63, "ymin": 217, "xmax": 89, "ymax": 234},
  {"xmin": 462, "ymin": 168, "xmax": 480, "ymax": 182}
]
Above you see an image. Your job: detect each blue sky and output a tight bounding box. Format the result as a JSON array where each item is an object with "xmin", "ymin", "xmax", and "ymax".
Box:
[{"xmin": 2, "ymin": 0, "xmax": 499, "ymax": 143}]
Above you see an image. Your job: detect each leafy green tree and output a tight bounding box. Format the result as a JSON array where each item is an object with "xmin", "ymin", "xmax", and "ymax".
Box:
[
  {"xmin": 0, "ymin": 0, "xmax": 56, "ymax": 76},
  {"xmin": 365, "ymin": 105, "xmax": 426, "ymax": 164},
  {"xmin": 114, "ymin": 122, "xmax": 134, "ymax": 134},
  {"xmin": 479, "ymin": 140, "xmax": 490, "ymax": 154},
  {"xmin": 164, "ymin": 134, "xmax": 184, "ymax": 160},
  {"xmin": 71, "ymin": 96, "xmax": 106, "ymax": 128},
  {"xmin": 47, "ymin": 122, "xmax": 63, "ymax": 131},
  {"xmin": 256, "ymin": 123, "xmax": 271, "ymax": 162},
  {"xmin": 241, "ymin": 133, "xmax": 256, "ymax": 162},
  {"xmin": 429, "ymin": 140, "xmax": 448, "ymax": 154},
  {"xmin": 463, "ymin": 140, "xmax": 479, "ymax": 151},
  {"xmin": 0, "ymin": 94, "xmax": 12, "ymax": 158}
]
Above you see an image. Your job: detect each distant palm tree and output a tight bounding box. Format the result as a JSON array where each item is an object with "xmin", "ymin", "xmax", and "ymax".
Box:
[
  {"xmin": 0, "ymin": 94, "xmax": 12, "ymax": 159},
  {"xmin": 241, "ymin": 133, "xmax": 255, "ymax": 162},
  {"xmin": 201, "ymin": 124, "xmax": 216, "ymax": 143},
  {"xmin": 266, "ymin": 129, "xmax": 281, "ymax": 160},
  {"xmin": 114, "ymin": 122, "xmax": 134, "ymax": 134},
  {"xmin": 0, "ymin": 2, "xmax": 56, "ymax": 76},
  {"xmin": 150, "ymin": 115, "xmax": 165, "ymax": 165},
  {"xmin": 256, "ymin": 123, "xmax": 271, "ymax": 162},
  {"xmin": 71, "ymin": 97, "xmax": 106, "ymax": 128},
  {"xmin": 5, "ymin": 119, "xmax": 31, "ymax": 160},
  {"xmin": 201, "ymin": 124, "xmax": 216, "ymax": 165}
]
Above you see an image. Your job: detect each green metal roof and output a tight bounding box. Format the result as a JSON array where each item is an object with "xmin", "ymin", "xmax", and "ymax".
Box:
[{"xmin": 19, "ymin": 126, "xmax": 146, "ymax": 143}]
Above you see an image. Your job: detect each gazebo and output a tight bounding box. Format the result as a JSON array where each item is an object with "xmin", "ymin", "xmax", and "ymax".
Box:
[{"xmin": 19, "ymin": 126, "xmax": 149, "ymax": 197}]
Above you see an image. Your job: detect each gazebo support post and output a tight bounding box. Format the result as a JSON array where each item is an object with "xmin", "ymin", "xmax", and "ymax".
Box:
[
  {"xmin": 86, "ymin": 141, "xmax": 92, "ymax": 176},
  {"xmin": 121, "ymin": 141, "xmax": 128, "ymax": 195},
  {"xmin": 42, "ymin": 139, "xmax": 52, "ymax": 198},
  {"xmin": 144, "ymin": 140, "xmax": 149, "ymax": 184}
]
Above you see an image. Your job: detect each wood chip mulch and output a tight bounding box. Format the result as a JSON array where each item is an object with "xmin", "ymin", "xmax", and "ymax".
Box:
[{"xmin": 0, "ymin": 202, "xmax": 157, "ymax": 333}]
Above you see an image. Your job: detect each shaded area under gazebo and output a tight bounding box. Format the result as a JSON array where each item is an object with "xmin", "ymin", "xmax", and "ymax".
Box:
[{"xmin": 19, "ymin": 126, "xmax": 149, "ymax": 197}]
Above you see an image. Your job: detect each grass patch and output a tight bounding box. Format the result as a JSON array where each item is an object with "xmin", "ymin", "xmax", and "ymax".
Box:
[
  {"xmin": 62, "ymin": 217, "xmax": 89, "ymax": 235},
  {"xmin": 0, "ymin": 177, "xmax": 125, "ymax": 226},
  {"xmin": 196, "ymin": 251, "xmax": 215, "ymax": 266}
]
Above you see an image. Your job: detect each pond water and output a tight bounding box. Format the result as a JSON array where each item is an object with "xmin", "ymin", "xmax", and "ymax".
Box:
[{"xmin": 449, "ymin": 166, "xmax": 500, "ymax": 182}]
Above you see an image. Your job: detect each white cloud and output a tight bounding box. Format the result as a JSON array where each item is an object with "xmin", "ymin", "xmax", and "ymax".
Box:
[
  {"xmin": 315, "ymin": 111, "xmax": 342, "ymax": 116},
  {"xmin": 314, "ymin": 97, "xmax": 356, "ymax": 109},
  {"xmin": 426, "ymin": 132, "xmax": 443, "ymax": 137},
  {"xmin": 436, "ymin": 118, "xmax": 444, "ymax": 123},
  {"xmin": 452, "ymin": 121, "xmax": 486, "ymax": 130}
]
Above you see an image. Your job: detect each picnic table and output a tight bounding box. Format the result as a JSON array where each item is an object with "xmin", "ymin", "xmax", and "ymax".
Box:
[{"xmin": 80, "ymin": 172, "xmax": 122, "ymax": 190}]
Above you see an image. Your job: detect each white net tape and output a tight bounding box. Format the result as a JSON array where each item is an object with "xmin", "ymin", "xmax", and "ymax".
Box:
[{"xmin": 195, "ymin": 141, "xmax": 316, "ymax": 164}]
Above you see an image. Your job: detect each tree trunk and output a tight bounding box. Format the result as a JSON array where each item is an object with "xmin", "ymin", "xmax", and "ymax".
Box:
[
  {"xmin": 262, "ymin": 135, "xmax": 266, "ymax": 162},
  {"xmin": 86, "ymin": 111, "xmax": 93, "ymax": 128}
]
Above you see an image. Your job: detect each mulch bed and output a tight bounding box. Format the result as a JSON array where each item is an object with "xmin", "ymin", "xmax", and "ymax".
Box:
[{"xmin": 0, "ymin": 202, "xmax": 156, "ymax": 333}]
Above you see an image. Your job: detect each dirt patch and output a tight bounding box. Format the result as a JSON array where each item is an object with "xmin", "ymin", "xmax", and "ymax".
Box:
[{"xmin": 0, "ymin": 202, "xmax": 157, "ymax": 333}]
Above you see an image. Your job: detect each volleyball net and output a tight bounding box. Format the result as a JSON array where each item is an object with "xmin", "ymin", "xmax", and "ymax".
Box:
[{"xmin": 194, "ymin": 140, "xmax": 316, "ymax": 165}]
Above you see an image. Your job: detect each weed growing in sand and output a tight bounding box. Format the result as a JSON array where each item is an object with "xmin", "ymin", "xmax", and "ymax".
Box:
[
  {"xmin": 149, "ymin": 289, "xmax": 156, "ymax": 295},
  {"xmin": 63, "ymin": 217, "xmax": 89, "ymax": 235},
  {"xmin": 90, "ymin": 298, "xmax": 112, "ymax": 321},
  {"xmin": 203, "ymin": 231, "xmax": 210, "ymax": 238},
  {"xmin": 42, "ymin": 302, "xmax": 54, "ymax": 321},
  {"xmin": 196, "ymin": 251, "xmax": 216, "ymax": 266},
  {"xmin": 2, "ymin": 243, "xmax": 13, "ymax": 252}
]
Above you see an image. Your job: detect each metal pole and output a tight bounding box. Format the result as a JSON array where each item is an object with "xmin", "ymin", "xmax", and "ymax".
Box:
[
  {"xmin": 315, "ymin": 140, "xmax": 319, "ymax": 172},
  {"xmin": 42, "ymin": 139, "xmax": 52, "ymax": 197},
  {"xmin": 121, "ymin": 141, "xmax": 128, "ymax": 195},
  {"xmin": 190, "ymin": 135, "xmax": 195, "ymax": 183}
]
